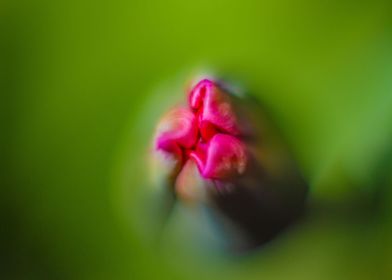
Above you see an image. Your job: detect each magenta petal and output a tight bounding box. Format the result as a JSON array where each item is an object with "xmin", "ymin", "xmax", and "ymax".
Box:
[
  {"xmin": 189, "ymin": 79, "xmax": 212, "ymax": 109},
  {"xmin": 189, "ymin": 79, "xmax": 239, "ymax": 138},
  {"xmin": 155, "ymin": 107, "xmax": 198, "ymax": 158},
  {"xmin": 190, "ymin": 134, "xmax": 247, "ymax": 179},
  {"xmin": 198, "ymin": 117, "xmax": 218, "ymax": 141}
]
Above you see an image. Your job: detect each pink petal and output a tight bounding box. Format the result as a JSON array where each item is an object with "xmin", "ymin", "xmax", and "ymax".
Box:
[
  {"xmin": 189, "ymin": 79, "xmax": 239, "ymax": 140},
  {"xmin": 190, "ymin": 134, "xmax": 247, "ymax": 179},
  {"xmin": 155, "ymin": 107, "xmax": 198, "ymax": 160}
]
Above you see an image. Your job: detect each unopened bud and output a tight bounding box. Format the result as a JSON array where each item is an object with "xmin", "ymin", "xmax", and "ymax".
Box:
[{"xmin": 151, "ymin": 78, "xmax": 308, "ymax": 251}]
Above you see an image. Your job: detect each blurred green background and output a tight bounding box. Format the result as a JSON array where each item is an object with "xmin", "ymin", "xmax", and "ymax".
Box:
[{"xmin": 2, "ymin": 0, "xmax": 392, "ymax": 279}]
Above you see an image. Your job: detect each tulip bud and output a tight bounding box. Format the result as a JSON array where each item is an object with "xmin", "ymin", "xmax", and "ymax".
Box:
[{"xmin": 152, "ymin": 78, "xmax": 308, "ymax": 251}]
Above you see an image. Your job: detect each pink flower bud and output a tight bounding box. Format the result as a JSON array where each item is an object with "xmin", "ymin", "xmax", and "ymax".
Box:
[
  {"xmin": 154, "ymin": 79, "xmax": 248, "ymax": 187},
  {"xmin": 152, "ymin": 78, "xmax": 308, "ymax": 250}
]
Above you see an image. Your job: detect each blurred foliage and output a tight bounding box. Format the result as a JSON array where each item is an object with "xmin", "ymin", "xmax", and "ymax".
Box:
[{"xmin": 1, "ymin": 0, "xmax": 392, "ymax": 279}]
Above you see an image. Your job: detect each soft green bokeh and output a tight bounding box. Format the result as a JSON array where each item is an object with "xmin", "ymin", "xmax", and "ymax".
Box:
[{"xmin": 2, "ymin": 0, "xmax": 392, "ymax": 279}]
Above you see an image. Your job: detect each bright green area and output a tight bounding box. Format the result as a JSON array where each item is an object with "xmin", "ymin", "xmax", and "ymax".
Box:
[{"xmin": 2, "ymin": 0, "xmax": 392, "ymax": 279}]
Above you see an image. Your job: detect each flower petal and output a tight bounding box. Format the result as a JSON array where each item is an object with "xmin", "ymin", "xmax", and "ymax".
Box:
[
  {"xmin": 175, "ymin": 159, "xmax": 209, "ymax": 204},
  {"xmin": 190, "ymin": 134, "xmax": 247, "ymax": 180},
  {"xmin": 189, "ymin": 79, "xmax": 239, "ymax": 140},
  {"xmin": 155, "ymin": 107, "xmax": 198, "ymax": 158}
]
